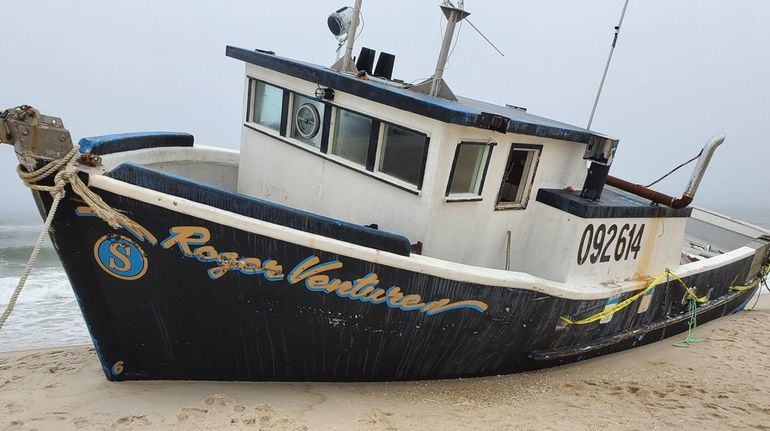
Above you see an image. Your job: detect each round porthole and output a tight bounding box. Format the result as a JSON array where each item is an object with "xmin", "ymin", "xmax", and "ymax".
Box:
[{"xmin": 295, "ymin": 103, "xmax": 321, "ymax": 139}]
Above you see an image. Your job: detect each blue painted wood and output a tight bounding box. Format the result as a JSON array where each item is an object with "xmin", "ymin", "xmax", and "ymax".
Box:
[
  {"xmin": 107, "ymin": 162, "xmax": 413, "ymax": 256},
  {"xmin": 226, "ymin": 46, "xmax": 617, "ymax": 146},
  {"xmin": 79, "ymin": 132, "xmax": 194, "ymax": 155},
  {"xmin": 536, "ymin": 187, "xmax": 693, "ymax": 219}
]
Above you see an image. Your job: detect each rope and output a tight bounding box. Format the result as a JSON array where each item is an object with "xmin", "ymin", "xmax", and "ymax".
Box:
[
  {"xmin": 561, "ymin": 263, "xmax": 769, "ymax": 329},
  {"xmin": 0, "ymin": 145, "xmax": 150, "ymax": 331},
  {"xmin": 560, "ymin": 269, "xmax": 708, "ymax": 326},
  {"xmin": 16, "ymin": 146, "xmax": 150, "ymax": 238},
  {"xmin": 673, "ymin": 298, "xmax": 703, "ymax": 348},
  {"xmin": 743, "ymin": 264, "xmax": 770, "ymax": 311},
  {"xmin": 644, "ymin": 149, "xmax": 703, "ymax": 188},
  {"xmin": 730, "ymin": 264, "xmax": 770, "ymax": 292},
  {"xmin": 0, "ymin": 190, "xmax": 63, "ymax": 330}
]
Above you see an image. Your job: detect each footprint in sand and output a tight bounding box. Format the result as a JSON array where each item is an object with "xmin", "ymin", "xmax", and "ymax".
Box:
[
  {"xmin": 358, "ymin": 408, "xmax": 398, "ymax": 431},
  {"xmin": 239, "ymin": 404, "xmax": 308, "ymax": 430},
  {"xmin": 203, "ymin": 393, "xmax": 246, "ymax": 412},
  {"xmin": 4, "ymin": 402, "xmax": 24, "ymax": 413},
  {"xmin": 177, "ymin": 407, "xmax": 210, "ymax": 422},
  {"xmin": 178, "ymin": 395, "xmax": 307, "ymax": 430},
  {"xmin": 115, "ymin": 414, "xmax": 152, "ymax": 426}
]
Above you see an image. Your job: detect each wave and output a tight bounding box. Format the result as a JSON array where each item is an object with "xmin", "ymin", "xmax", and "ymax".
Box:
[
  {"xmin": 0, "ymin": 267, "xmax": 72, "ymax": 305},
  {"xmin": 0, "ymin": 246, "xmax": 61, "ymax": 268},
  {"xmin": 0, "ymin": 266, "xmax": 88, "ymax": 352},
  {"xmin": 0, "ymin": 225, "xmax": 42, "ymax": 233}
]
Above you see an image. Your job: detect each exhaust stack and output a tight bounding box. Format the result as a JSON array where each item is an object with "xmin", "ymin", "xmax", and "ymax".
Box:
[{"xmin": 606, "ymin": 134, "xmax": 726, "ymax": 209}]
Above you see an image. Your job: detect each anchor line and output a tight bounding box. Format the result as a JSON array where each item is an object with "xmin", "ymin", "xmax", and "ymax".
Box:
[{"xmin": 0, "ymin": 146, "xmax": 147, "ymax": 331}]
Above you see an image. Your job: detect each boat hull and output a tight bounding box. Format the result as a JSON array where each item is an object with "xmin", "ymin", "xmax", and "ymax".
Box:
[{"xmin": 33, "ymin": 181, "xmax": 762, "ymax": 382}]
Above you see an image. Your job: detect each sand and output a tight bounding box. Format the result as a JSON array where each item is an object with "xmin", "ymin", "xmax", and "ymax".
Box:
[{"xmin": 2, "ymin": 294, "xmax": 770, "ymax": 431}]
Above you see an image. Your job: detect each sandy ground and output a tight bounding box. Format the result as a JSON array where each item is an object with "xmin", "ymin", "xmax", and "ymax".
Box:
[{"xmin": 2, "ymin": 294, "xmax": 770, "ymax": 431}]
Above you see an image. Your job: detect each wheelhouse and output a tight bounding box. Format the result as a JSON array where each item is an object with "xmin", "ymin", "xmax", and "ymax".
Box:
[{"xmin": 227, "ymin": 46, "xmax": 688, "ymax": 286}]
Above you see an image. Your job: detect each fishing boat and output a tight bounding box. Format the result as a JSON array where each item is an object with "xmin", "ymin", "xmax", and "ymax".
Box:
[{"xmin": 1, "ymin": 1, "xmax": 768, "ymax": 382}]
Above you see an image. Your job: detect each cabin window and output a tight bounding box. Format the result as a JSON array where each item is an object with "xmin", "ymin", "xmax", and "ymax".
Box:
[
  {"xmin": 250, "ymin": 81, "xmax": 284, "ymax": 132},
  {"xmin": 244, "ymin": 77, "xmax": 429, "ymax": 193},
  {"xmin": 377, "ymin": 124, "xmax": 429, "ymax": 187},
  {"xmin": 446, "ymin": 142, "xmax": 494, "ymax": 197},
  {"xmin": 331, "ymin": 108, "xmax": 374, "ymax": 166},
  {"xmin": 496, "ymin": 145, "xmax": 541, "ymax": 210},
  {"xmin": 290, "ymin": 94, "xmax": 325, "ymax": 148}
]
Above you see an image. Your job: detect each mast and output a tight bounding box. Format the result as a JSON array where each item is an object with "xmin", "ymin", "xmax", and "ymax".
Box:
[
  {"xmin": 411, "ymin": 2, "xmax": 469, "ymax": 100},
  {"xmin": 430, "ymin": 4, "xmax": 470, "ymax": 97},
  {"xmin": 341, "ymin": 0, "xmax": 363, "ymax": 72},
  {"xmin": 429, "ymin": 3, "xmax": 470, "ymax": 97}
]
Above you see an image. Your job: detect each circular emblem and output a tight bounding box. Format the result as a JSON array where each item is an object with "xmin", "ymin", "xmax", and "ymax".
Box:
[
  {"xmin": 93, "ymin": 235, "xmax": 148, "ymax": 281},
  {"xmin": 295, "ymin": 103, "xmax": 320, "ymax": 139}
]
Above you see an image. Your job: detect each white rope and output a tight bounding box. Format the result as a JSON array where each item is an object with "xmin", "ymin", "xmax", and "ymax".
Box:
[
  {"xmin": 0, "ymin": 188, "xmax": 63, "ymax": 330},
  {"xmin": 0, "ymin": 145, "xmax": 150, "ymax": 331}
]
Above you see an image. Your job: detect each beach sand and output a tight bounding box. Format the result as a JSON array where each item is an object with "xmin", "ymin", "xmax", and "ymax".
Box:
[{"xmin": 2, "ymin": 294, "xmax": 769, "ymax": 431}]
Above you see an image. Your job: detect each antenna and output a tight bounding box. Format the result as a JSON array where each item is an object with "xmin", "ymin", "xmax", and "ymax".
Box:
[
  {"xmin": 412, "ymin": 1, "xmax": 501, "ymax": 100},
  {"xmin": 446, "ymin": 0, "xmax": 504, "ymax": 57},
  {"xmin": 586, "ymin": 0, "xmax": 630, "ymax": 129},
  {"xmin": 432, "ymin": 3, "xmax": 469, "ymax": 96}
]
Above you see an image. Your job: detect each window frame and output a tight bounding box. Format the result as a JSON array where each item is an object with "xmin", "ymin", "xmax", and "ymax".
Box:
[
  {"xmin": 244, "ymin": 77, "xmax": 430, "ymax": 194},
  {"xmin": 247, "ymin": 79, "xmax": 287, "ymax": 133},
  {"xmin": 494, "ymin": 143, "xmax": 542, "ymax": 211},
  {"xmin": 374, "ymin": 122, "xmax": 431, "ymax": 190},
  {"xmin": 444, "ymin": 141, "xmax": 496, "ymax": 202},
  {"xmin": 329, "ymin": 106, "xmax": 379, "ymax": 168},
  {"xmin": 246, "ymin": 79, "xmax": 331, "ymax": 149}
]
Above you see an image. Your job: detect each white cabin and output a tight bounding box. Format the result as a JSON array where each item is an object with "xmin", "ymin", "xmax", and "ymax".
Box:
[{"xmin": 228, "ymin": 47, "xmax": 690, "ymax": 285}]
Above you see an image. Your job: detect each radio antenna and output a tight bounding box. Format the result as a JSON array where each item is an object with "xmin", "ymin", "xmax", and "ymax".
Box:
[
  {"xmin": 587, "ymin": 0, "xmax": 630, "ymax": 130},
  {"xmin": 447, "ymin": 0, "xmax": 504, "ymax": 57}
]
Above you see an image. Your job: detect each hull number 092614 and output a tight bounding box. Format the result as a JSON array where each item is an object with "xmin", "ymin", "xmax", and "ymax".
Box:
[{"xmin": 577, "ymin": 223, "xmax": 645, "ymax": 265}]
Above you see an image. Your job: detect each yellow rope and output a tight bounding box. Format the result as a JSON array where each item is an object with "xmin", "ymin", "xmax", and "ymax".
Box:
[
  {"xmin": 666, "ymin": 271, "xmax": 709, "ymax": 304},
  {"xmin": 730, "ymin": 264, "xmax": 770, "ymax": 292},
  {"xmin": 560, "ymin": 269, "xmax": 709, "ymax": 326}
]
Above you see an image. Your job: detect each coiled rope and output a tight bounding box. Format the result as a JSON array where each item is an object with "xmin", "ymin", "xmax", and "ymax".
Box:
[
  {"xmin": 673, "ymin": 297, "xmax": 703, "ymax": 348},
  {"xmin": 0, "ymin": 145, "xmax": 149, "ymax": 331}
]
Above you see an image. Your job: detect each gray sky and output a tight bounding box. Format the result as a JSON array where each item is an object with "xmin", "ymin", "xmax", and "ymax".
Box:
[{"xmin": 1, "ymin": 0, "xmax": 768, "ymax": 220}]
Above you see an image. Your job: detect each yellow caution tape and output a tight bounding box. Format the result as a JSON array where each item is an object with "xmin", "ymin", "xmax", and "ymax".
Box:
[
  {"xmin": 730, "ymin": 264, "xmax": 770, "ymax": 292},
  {"xmin": 560, "ymin": 269, "xmax": 710, "ymax": 326}
]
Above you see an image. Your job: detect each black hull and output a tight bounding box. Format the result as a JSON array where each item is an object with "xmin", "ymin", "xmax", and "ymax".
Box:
[{"xmin": 34, "ymin": 184, "xmax": 760, "ymax": 382}]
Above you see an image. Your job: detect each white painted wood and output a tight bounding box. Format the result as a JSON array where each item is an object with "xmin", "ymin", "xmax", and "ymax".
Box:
[
  {"xmin": 237, "ymin": 64, "xmax": 597, "ymax": 274},
  {"xmin": 691, "ymin": 207, "xmax": 770, "ymax": 238},
  {"xmin": 100, "ymin": 146, "xmax": 240, "ymax": 191},
  {"xmin": 87, "ymin": 173, "xmax": 757, "ymax": 301},
  {"xmin": 234, "ymin": 62, "xmax": 697, "ymax": 286}
]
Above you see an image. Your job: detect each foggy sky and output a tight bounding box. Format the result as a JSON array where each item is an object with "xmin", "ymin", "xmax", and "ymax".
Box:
[{"xmin": 1, "ymin": 0, "xmax": 768, "ymax": 219}]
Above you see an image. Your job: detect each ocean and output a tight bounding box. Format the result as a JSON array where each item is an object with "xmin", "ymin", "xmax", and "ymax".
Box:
[
  {"xmin": 1, "ymin": 208, "xmax": 769, "ymax": 353},
  {"xmin": 0, "ymin": 217, "xmax": 90, "ymax": 352}
]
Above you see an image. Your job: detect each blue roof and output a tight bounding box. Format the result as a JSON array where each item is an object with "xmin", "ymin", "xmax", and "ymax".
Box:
[{"xmin": 226, "ymin": 46, "xmax": 616, "ymax": 147}]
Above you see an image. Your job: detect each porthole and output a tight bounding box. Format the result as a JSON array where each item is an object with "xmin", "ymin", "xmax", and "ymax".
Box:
[{"xmin": 295, "ymin": 103, "xmax": 321, "ymax": 139}]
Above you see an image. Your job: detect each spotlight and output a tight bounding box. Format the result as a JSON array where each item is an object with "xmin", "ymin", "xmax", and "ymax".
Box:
[{"xmin": 328, "ymin": 6, "xmax": 355, "ymax": 38}]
